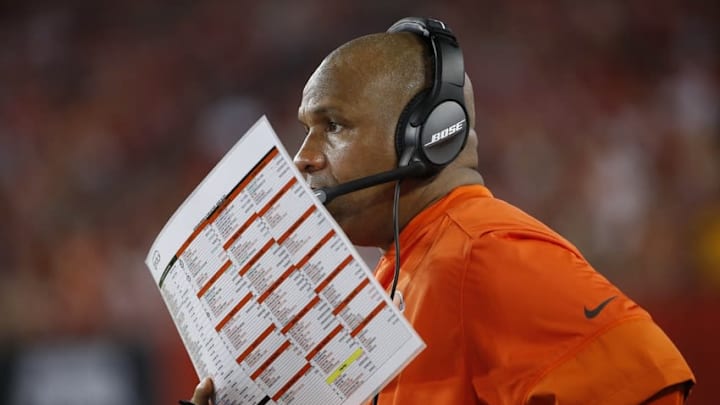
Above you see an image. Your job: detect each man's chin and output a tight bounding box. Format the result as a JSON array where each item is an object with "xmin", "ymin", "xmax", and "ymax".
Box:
[
  {"xmin": 325, "ymin": 205, "xmax": 353, "ymax": 234},
  {"xmin": 324, "ymin": 203, "xmax": 345, "ymax": 225}
]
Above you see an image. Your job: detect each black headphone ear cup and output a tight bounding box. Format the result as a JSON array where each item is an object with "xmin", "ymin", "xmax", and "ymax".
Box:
[
  {"xmin": 420, "ymin": 101, "xmax": 469, "ymax": 168},
  {"xmin": 395, "ymin": 90, "xmax": 430, "ymax": 164}
]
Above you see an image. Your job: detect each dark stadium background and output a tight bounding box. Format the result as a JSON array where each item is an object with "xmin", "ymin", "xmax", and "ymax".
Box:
[{"xmin": 0, "ymin": 0, "xmax": 717, "ymax": 403}]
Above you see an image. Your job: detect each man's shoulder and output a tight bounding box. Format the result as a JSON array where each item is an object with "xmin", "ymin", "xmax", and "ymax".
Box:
[
  {"xmin": 443, "ymin": 190, "xmax": 553, "ymax": 237},
  {"xmin": 438, "ymin": 188, "xmax": 587, "ymax": 255}
]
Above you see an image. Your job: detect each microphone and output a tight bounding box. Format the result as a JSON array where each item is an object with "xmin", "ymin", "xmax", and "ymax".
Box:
[{"xmin": 313, "ymin": 161, "xmax": 426, "ymax": 205}]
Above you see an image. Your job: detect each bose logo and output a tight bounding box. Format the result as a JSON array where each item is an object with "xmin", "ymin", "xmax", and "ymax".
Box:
[{"xmin": 424, "ymin": 119, "xmax": 465, "ymax": 148}]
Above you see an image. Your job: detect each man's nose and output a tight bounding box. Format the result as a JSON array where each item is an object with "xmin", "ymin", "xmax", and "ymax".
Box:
[{"xmin": 293, "ymin": 133, "xmax": 327, "ymax": 174}]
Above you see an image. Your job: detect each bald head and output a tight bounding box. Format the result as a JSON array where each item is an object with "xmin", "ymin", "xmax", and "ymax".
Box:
[
  {"xmin": 295, "ymin": 30, "xmax": 482, "ymax": 247},
  {"xmin": 305, "ymin": 32, "xmax": 432, "ymax": 129},
  {"xmin": 308, "ymin": 31, "xmax": 477, "ymax": 145}
]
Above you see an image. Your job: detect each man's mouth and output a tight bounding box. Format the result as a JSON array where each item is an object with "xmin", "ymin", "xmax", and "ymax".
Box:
[
  {"xmin": 305, "ymin": 174, "xmax": 338, "ymax": 193},
  {"xmin": 307, "ymin": 179, "xmax": 331, "ymax": 191}
]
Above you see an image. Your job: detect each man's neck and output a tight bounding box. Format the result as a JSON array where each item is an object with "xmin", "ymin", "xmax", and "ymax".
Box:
[{"xmin": 382, "ymin": 167, "xmax": 483, "ymax": 248}]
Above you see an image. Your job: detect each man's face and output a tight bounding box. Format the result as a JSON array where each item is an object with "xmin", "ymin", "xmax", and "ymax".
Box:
[{"xmin": 295, "ymin": 61, "xmax": 400, "ymax": 246}]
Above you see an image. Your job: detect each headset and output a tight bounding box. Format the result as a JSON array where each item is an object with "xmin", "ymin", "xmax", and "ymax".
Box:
[
  {"xmin": 311, "ymin": 20, "xmax": 468, "ymax": 402},
  {"xmin": 314, "ymin": 17, "xmax": 469, "ymax": 204},
  {"xmin": 367, "ymin": 19, "xmax": 468, "ymax": 404},
  {"xmin": 388, "ymin": 17, "xmax": 469, "ymax": 176}
]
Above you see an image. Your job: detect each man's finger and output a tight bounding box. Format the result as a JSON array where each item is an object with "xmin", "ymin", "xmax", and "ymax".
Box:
[{"xmin": 189, "ymin": 377, "xmax": 214, "ymax": 405}]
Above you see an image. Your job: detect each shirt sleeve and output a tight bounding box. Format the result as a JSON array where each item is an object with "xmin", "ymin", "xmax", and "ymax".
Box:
[
  {"xmin": 461, "ymin": 229, "xmax": 695, "ymax": 404},
  {"xmin": 643, "ymin": 384, "xmax": 689, "ymax": 405}
]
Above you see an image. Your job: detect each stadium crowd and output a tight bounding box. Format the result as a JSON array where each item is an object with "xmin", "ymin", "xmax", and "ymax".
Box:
[{"xmin": 0, "ymin": 1, "xmax": 717, "ymax": 403}]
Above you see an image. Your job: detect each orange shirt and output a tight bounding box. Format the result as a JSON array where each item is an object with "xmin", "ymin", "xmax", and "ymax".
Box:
[{"xmin": 373, "ymin": 185, "xmax": 694, "ymax": 404}]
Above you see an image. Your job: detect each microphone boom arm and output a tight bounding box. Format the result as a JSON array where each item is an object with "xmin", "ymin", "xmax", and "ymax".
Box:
[{"xmin": 313, "ymin": 162, "xmax": 425, "ymax": 205}]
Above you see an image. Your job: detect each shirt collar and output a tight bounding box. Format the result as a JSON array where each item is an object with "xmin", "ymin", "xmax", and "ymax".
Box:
[{"xmin": 381, "ymin": 184, "xmax": 493, "ymax": 261}]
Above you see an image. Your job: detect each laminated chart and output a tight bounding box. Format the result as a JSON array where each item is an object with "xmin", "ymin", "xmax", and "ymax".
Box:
[{"xmin": 146, "ymin": 116, "xmax": 425, "ymax": 405}]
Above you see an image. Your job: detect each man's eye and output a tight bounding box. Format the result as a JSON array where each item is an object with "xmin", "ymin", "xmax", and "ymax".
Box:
[{"xmin": 327, "ymin": 121, "xmax": 342, "ymax": 134}]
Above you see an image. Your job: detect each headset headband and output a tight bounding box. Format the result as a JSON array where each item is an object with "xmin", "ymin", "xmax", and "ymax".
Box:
[
  {"xmin": 388, "ymin": 17, "xmax": 465, "ymax": 125},
  {"xmin": 387, "ymin": 17, "xmax": 469, "ymax": 173}
]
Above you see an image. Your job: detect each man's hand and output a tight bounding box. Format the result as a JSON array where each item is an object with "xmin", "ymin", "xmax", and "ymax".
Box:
[{"xmin": 187, "ymin": 377, "xmax": 214, "ymax": 405}]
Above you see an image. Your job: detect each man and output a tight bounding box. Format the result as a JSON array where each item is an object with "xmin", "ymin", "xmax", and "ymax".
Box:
[{"xmin": 189, "ymin": 18, "xmax": 694, "ymax": 404}]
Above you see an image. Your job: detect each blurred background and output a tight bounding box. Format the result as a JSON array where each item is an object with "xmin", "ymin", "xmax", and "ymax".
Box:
[{"xmin": 0, "ymin": 0, "xmax": 717, "ymax": 403}]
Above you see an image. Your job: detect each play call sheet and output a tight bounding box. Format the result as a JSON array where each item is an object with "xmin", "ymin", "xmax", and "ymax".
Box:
[{"xmin": 145, "ymin": 117, "xmax": 425, "ymax": 405}]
